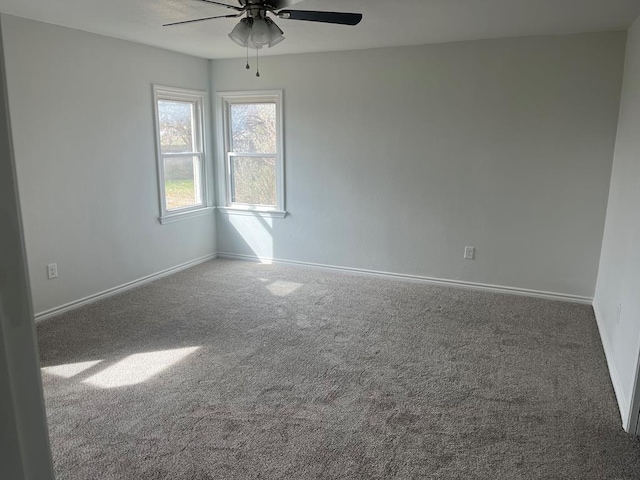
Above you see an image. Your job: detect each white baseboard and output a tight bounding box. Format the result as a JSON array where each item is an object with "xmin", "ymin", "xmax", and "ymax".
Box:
[
  {"xmin": 593, "ymin": 299, "xmax": 629, "ymax": 429},
  {"xmin": 216, "ymin": 252, "xmax": 593, "ymax": 305},
  {"xmin": 34, "ymin": 254, "xmax": 218, "ymax": 323}
]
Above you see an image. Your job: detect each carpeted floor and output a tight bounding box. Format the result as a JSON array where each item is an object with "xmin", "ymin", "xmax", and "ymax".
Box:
[{"xmin": 38, "ymin": 259, "xmax": 640, "ymax": 479}]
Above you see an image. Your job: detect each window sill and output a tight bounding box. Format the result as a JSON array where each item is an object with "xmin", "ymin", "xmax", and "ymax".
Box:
[
  {"xmin": 217, "ymin": 207, "xmax": 287, "ymax": 219},
  {"xmin": 159, "ymin": 206, "xmax": 215, "ymax": 224}
]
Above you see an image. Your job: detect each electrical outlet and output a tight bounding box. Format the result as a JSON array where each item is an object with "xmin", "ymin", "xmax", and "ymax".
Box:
[
  {"xmin": 616, "ymin": 304, "xmax": 622, "ymax": 325},
  {"xmin": 47, "ymin": 263, "xmax": 58, "ymax": 280},
  {"xmin": 464, "ymin": 246, "xmax": 475, "ymax": 260}
]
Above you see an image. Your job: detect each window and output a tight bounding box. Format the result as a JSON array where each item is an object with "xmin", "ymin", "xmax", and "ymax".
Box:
[
  {"xmin": 217, "ymin": 91, "xmax": 285, "ymax": 217},
  {"xmin": 153, "ymin": 86, "xmax": 212, "ymax": 223}
]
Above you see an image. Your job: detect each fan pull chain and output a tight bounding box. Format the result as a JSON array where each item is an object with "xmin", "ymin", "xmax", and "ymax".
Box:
[
  {"xmin": 256, "ymin": 48, "xmax": 260, "ymax": 77},
  {"xmin": 246, "ymin": 44, "xmax": 250, "ymax": 70}
]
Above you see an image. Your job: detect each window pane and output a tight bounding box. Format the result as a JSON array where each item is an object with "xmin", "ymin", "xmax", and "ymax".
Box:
[
  {"xmin": 158, "ymin": 100, "xmax": 195, "ymax": 154},
  {"xmin": 164, "ymin": 156, "xmax": 202, "ymax": 210},
  {"xmin": 230, "ymin": 103, "xmax": 276, "ymax": 154},
  {"xmin": 231, "ymin": 156, "xmax": 276, "ymax": 206}
]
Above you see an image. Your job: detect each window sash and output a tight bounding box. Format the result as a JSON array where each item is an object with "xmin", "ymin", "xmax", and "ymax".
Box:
[
  {"xmin": 161, "ymin": 153, "xmax": 205, "ymax": 211},
  {"xmin": 157, "ymin": 99, "xmax": 200, "ymax": 155},
  {"xmin": 227, "ymin": 102, "xmax": 277, "ymax": 155},
  {"xmin": 226, "ymin": 153, "xmax": 277, "ymax": 206}
]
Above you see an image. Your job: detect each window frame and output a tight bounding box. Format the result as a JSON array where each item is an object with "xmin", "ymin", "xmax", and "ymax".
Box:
[
  {"xmin": 216, "ymin": 90, "xmax": 286, "ymax": 218},
  {"xmin": 153, "ymin": 85, "xmax": 213, "ymax": 224}
]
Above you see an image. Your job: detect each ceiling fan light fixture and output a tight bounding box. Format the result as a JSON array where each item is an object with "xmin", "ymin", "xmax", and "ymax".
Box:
[
  {"xmin": 265, "ymin": 17, "xmax": 285, "ymax": 48},
  {"xmin": 250, "ymin": 17, "xmax": 270, "ymax": 45},
  {"xmin": 228, "ymin": 17, "xmax": 252, "ymax": 47},
  {"xmin": 247, "ymin": 38, "xmax": 264, "ymax": 49}
]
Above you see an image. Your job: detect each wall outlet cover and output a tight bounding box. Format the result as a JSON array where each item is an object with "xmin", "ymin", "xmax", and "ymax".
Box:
[{"xmin": 47, "ymin": 263, "xmax": 58, "ymax": 280}]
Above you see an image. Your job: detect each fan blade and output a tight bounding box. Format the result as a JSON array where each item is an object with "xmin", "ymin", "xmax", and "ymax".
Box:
[
  {"xmin": 163, "ymin": 13, "xmax": 242, "ymax": 26},
  {"xmin": 196, "ymin": 0, "xmax": 244, "ymax": 11},
  {"xmin": 277, "ymin": 10, "xmax": 362, "ymax": 26}
]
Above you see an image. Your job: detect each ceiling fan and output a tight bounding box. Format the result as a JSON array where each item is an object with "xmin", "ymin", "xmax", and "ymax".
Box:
[{"xmin": 164, "ymin": 0, "xmax": 363, "ymax": 51}]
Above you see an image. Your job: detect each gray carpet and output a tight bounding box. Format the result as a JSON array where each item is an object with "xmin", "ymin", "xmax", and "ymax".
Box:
[{"xmin": 38, "ymin": 259, "xmax": 640, "ymax": 479}]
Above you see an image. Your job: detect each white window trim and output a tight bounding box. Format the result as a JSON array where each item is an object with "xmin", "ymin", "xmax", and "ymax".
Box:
[
  {"xmin": 215, "ymin": 90, "xmax": 286, "ymax": 218},
  {"xmin": 153, "ymin": 85, "xmax": 212, "ymax": 224}
]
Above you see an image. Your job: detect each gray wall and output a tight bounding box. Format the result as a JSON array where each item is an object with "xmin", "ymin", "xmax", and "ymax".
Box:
[
  {"xmin": 211, "ymin": 32, "xmax": 626, "ymax": 298},
  {"xmin": 594, "ymin": 16, "xmax": 640, "ymax": 431},
  {"xmin": 1, "ymin": 15, "xmax": 217, "ymax": 315},
  {"xmin": 0, "ymin": 19, "xmax": 54, "ymax": 479}
]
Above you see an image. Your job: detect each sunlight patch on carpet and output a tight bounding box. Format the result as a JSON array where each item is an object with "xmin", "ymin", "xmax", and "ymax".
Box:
[
  {"xmin": 83, "ymin": 347, "xmax": 200, "ymax": 388},
  {"xmin": 265, "ymin": 280, "xmax": 303, "ymax": 297},
  {"xmin": 42, "ymin": 360, "xmax": 103, "ymax": 379}
]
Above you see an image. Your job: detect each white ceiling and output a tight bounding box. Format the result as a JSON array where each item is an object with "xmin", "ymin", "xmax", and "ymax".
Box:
[{"xmin": 0, "ymin": 0, "xmax": 638, "ymax": 59}]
